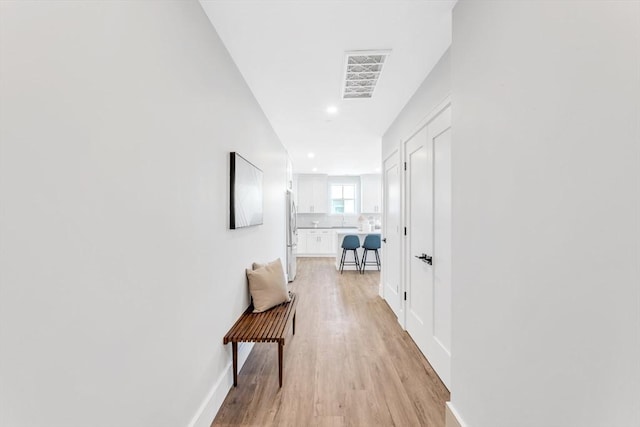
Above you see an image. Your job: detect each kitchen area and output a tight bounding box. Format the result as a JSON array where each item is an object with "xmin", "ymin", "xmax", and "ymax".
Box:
[{"xmin": 292, "ymin": 173, "xmax": 382, "ymax": 272}]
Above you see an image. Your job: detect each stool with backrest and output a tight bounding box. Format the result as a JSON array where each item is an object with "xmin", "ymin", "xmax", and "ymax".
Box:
[
  {"xmin": 360, "ymin": 234, "xmax": 381, "ymax": 273},
  {"xmin": 339, "ymin": 235, "xmax": 361, "ymax": 274}
]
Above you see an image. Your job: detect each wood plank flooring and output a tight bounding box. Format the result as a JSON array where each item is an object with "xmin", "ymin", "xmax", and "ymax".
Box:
[{"xmin": 212, "ymin": 258, "xmax": 449, "ymax": 427}]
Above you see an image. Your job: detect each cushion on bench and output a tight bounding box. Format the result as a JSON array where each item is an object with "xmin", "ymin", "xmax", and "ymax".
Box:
[{"xmin": 246, "ymin": 258, "xmax": 290, "ymax": 313}]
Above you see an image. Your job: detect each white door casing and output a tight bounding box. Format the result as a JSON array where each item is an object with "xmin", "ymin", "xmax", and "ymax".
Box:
[
  {"xmin": 403, "ymin": 103, "xmax": 452, "ymax": 389},
  {"xmin": 382, "ymin": 150, "xmax": 402, "ymax": 320}
]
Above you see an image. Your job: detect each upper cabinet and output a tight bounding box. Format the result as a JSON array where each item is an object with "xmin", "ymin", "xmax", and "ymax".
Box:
[
  {"xmin": 361, "ymin": 174, "xmax": 382, "ymax": 214},
  {"xmin": 296, "ymin": 174, "xmax": 328, "ymax": 213},
  {"xmin": 286, "ymin": 155, "xmax": 294, "ymax": 191}
]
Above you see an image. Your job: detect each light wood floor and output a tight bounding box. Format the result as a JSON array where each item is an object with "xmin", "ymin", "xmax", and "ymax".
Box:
[{"xmin": 212, "ymin": 258, "xmax": 449, "ymax": 427}]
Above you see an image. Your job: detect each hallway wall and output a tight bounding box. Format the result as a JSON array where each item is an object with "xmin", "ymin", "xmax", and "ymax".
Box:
[
  {"xmin": 0, "ymin": 2, "xmax": 286, "ymax": 426},
  {"xmin": 382, "ymin": 49, "xmax": 451, "ymax": 161},
  {"xmin": 450, "ymin": 1, "xmax": 640, "ymax": 426}
]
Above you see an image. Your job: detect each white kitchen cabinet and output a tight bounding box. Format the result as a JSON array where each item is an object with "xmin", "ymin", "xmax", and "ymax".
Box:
[
  {"xmin": 296, "ymin": 230, "xmax": 307, "ymax": 254},
  {"xmin": 286, "ymin": 156, "xmax": 294, "ymax": 191},
  {"xmin": 297, "ymin": 229, "xmax": 334, "ymax": 256},
  {"xmin": 296, "ymin": 174, "xmax": 328, "ymax": 213},
  {"xmin": 361, "ymin": 174, "xmax": 382, "ymax": 213},
  {"xmin": 314, "ymin": 230, "xmax": 334, "ymax": 254},
  {"xmin": 296, "ymin": 229, "xmax": 310, "ymax": 255}
]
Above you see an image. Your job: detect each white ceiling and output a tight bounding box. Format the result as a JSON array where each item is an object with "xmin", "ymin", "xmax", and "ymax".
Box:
[{"xmin": 200, "ymin": 0, "xmax": 455, "ymax": 175}]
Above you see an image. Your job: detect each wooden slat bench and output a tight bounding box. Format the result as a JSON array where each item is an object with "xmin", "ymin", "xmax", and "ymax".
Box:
[{"xmin": 223, "ymin": 293, "xmax": 298, "ymax": 388}]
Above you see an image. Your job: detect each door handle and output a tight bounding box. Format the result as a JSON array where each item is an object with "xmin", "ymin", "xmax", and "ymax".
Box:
[
  {"xmin": 382, "ymin": 238, "xmax": 387, "ymax": 243},
  {"xmin": 414, "ymin": 253, "xmax": 433, "ymax": 265}
]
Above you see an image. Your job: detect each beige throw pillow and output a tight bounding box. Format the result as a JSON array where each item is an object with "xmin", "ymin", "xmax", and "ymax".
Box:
[
  {"xmin": 246, "ymin": 258, "xmax": 290, "ymax": 313},
  {"xmin": 252, "ymin": 261, "xmax": 267, "ymax": 270}
]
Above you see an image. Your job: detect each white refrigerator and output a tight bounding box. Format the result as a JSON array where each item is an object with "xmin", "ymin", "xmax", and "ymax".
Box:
[{"xmin": 286, "ymin": 190, "xmax": 297, "ymax": 282}]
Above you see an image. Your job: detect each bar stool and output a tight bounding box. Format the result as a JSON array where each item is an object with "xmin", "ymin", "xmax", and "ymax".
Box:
[
  {"xmin": 339, "ymin": 235, "xmax": 361, "ymax": 274},
  {"xmin": 360, "ymin": 234, "xmax": 381, "ymax": 273}
]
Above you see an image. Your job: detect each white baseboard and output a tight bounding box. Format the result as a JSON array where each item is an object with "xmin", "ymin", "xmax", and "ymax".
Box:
[
  {"xmin": 445, "ymin": 402, "xmax": 468, "ymax": 427},
  {"xmin": 187, "ymin": 342, "xmax": 254, "ymax": 427}
]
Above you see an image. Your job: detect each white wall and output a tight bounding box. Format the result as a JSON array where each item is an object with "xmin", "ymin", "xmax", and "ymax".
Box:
[
  {"xmin": 382, "ymin": 49, "xmax": 450, "ymax": 160},
  {"xmin": 451, "ymin": 2, "xmax": 640, "ymax": 426},
  {"xmin": 0, "ymin": 2, "xmax": 287, "ymax": 426}
]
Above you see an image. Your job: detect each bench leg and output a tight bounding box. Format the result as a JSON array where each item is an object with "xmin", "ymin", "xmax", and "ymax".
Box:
[
  {"xmin": 232, "ymin": 341, "xmax": 238, "ymax": 387},
  {"xmin": 278, "ymin": 341, "xmax": 284, "ymax": 388}
]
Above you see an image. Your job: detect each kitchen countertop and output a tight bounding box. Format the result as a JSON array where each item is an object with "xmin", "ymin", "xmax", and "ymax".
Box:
[
  {"xmin": 297, "ymin": 226, "xmax": 381, "ymax": 233},
  {"xmin": 297, "ymin": 226, "xmax": 368, "ymax": 230},
  {"xmin": 333, "ymin": 228, "xmax": 381, "ymax": 235}
]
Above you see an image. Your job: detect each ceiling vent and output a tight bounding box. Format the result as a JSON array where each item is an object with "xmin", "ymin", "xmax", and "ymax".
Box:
[{"xmin": 342, "ymin": 50, "xmax": 390, "ymax": 99}]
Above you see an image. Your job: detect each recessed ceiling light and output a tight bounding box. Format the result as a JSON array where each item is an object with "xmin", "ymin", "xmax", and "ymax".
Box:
[
  {"xmin": 307, "ymin": 152, "xmax": 315, "ymax": 158},
  {"xmin": 375, "ymin": 167, "xmax": 381, "ymax": 173},
  {"xmin": 312, "ymin": 167, "xmax": 318, "ymax": 172},
  {"xmin": 326, "ymin": 105, "xmax": 338, "ymax": 114}
]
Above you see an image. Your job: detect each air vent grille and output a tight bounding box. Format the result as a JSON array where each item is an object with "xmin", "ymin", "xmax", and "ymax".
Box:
[{"xmin": 342, "ymin": 51, "xmax": 390, "ymax": 99}]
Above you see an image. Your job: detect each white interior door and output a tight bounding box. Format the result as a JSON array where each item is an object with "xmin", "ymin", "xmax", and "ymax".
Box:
[
  {"xmin": 405, "ymin": 125, "xmax": 434, "ymax": 355},
  {"xmin": 382, "ymin": 150, "xmax": 402, "ymax": 320},
  {"xmin": 404, "ymin": 104, "xmax": 452, "ymax": 389}
]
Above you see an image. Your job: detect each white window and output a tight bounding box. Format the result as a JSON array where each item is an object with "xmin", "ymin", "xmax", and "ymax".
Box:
[{"xmin": 330, "ymin": 184, "xmax": 356, "ymax": 214}]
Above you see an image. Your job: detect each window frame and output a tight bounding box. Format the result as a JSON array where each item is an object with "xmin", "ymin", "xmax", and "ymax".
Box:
[{"xmin": 329, "ymin": 183, "xmax": 357, "ymax": 214}]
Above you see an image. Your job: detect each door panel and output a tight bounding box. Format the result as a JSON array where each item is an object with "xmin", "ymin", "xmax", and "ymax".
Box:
[
  {"xmin": 383, "ymin": 151, "xmax": 402, "ymax": 319},
  {"xmin": 405, "ymin": 126, "xmax": 433, "ymax": 355},
  {"xmin": 434, "ymin": 128, "xmax": 452, "ymax": 354}
]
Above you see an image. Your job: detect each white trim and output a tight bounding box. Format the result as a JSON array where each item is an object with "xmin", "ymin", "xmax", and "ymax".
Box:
[
  {"xmin": 446, "ymin": 402, "xmax": 468, "ymax": 427},
  {"xmin": 404, "ymin": 94, "xmax": 452, "ymax": 143},
  {"xmin": 187, "ymin": 342, "xmax": 254, "ymax": 427},
  {"xmin": 381, "ymin": 148, "xmax": 405, "ymax": 328},
  {"xmin": 399, "ymin": 137, "xmax": 407, "ymax": 331}
]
